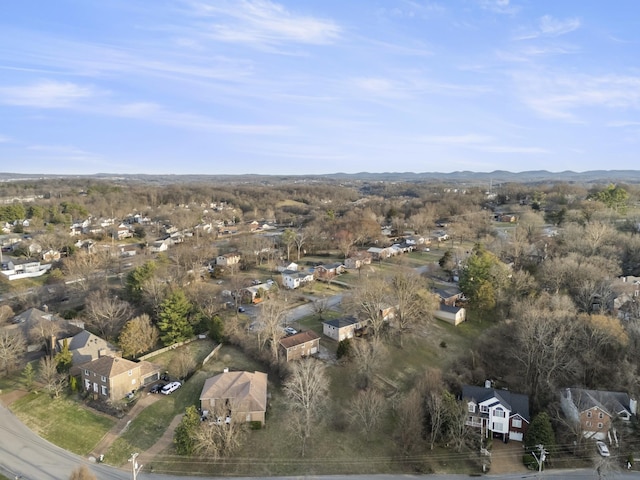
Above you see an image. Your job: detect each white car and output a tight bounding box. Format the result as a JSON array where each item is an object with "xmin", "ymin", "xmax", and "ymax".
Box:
[
  {"xmin": 284, "ymin": 326, "xmax": 298, "ymax": 336},
  {"xmin": 161, "ymin": 381, "xmax": 182, "ymax": 395},
  {"xmin": 596, "ymin": 441, "xmax": 610, "ymax": 457}
]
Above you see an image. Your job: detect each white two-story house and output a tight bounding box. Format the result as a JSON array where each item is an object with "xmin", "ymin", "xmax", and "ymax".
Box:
[{"xmin": 462, "ymin": 383, "xmax": 530, "ymax": 442}]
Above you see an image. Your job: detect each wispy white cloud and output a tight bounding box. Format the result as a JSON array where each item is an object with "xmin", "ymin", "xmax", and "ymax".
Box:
[
  {"xmin": 418, "ymin": 134, "xmax": 493, "ymax": 145},
  {"xmin": 514, "ymin": 72, "xmax": 640, "ymax": 120},
  {"xmin": 184, "ymin": 0, "xmax": 341, "ymax": 48},
  {"xmin": 0, "ymin": 81, "xmax": 98, "ymax": 108},
  {"xmin": 0, "ymin": 135, "xmax": 10, "ymax": 143},
  {"xmin": 515, "ymin": 15, "xmax": 581, "ymax": 40},
  {"xmin": 607, "ymin": 120, "xmax": 640, "ymax": 128},
  {"xmin": 478, "ymin": 0, "xmax": 519, "ymax": 15}
]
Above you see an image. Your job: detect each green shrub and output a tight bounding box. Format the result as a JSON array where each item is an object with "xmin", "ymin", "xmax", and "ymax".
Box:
[{"xmin": 249, "ymin": 421, "xmax": 263, "ymax": 430}]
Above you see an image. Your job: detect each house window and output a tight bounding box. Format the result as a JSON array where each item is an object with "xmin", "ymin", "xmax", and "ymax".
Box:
[
  {"xmin": 598, "ymin": 412, "xmax": 604, "ymax": 419},
  {"xmin": 586, "ymin": 421, "xmax": 592, "ymax": 427},
  {"xmin": 587, "ymin": 411, "xmax": 592, "ymax": 418},
  {"xmin": 85, "ymin": 379, "xmax": 91, "ymax": 390},
  {"xmin": 101, "ymin": 385, "xmax": 107, "ymax": 396},
  {"xmin": 84, "ymin": 369, "xmax": 89, "ymax": 376},
  {"xmin": 128, "ymin": 370, "xmax": 132, "ymax": 376},
  {"xmin": 101, "ymin": 376, "xmax": 107, "ymax": 382},
  {"xmin": 480, "ymin": 405, "xmax": 489, "ymax": 413},
  {"xmin": 598, "ymin": 422, "xmax": 604, "ymax": 429},
  {"xmin": 494, "ymin": 408, "xmax": 505, "ymax": 418},
  {"xmin": 512, "ymin": 418, "xmax": 522, "ymax": 428},
  {"xmin": 468, "ymin": 403, "xmax": 476, "ymax": 413}
]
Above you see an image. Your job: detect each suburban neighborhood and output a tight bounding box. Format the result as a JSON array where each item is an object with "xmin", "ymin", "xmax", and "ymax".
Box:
[{"xmin": 1, "ymin": 175, "xmax": 640, "ymax": 479}]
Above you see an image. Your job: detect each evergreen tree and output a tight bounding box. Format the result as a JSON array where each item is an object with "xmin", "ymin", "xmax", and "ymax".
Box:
[
  {"xmin": 54, "ymin": 338, "xmax": 73, "ymax": 373},
  {"xmin": 524, "ymin": 412, "xmax": 555, "ymax": 452},
  {"xmin": 157, "ymin": 290, "xmax": 194, "ymax": 346},
  {"xmin": 174, "ymin": 405, "xmax": 200, "ymax": 455}
]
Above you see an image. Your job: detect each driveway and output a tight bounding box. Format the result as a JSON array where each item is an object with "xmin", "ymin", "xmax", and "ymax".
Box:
[{"xmin": 489, "ymin": 440, "xmax": 529, "ymax": 475}]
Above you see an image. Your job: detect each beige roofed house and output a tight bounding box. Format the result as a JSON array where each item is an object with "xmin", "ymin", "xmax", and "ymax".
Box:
[
  {"xmin": 279, "ymin": 330, "xmax": 320, "ymax": 362},
  {"xmin": 80, "ymin": 356, "xmax": 161, "ymax": 401},
  {"xmin": 200, "ymin": 371, "xmax": 268, "ymax": 425},
  {"xmin": 57, "ymin": 330, "xmax": 120, "ymax": 373}
]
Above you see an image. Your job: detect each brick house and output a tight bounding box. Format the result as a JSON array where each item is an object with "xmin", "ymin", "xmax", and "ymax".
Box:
[
  {"xmin": 200, "ymin": 370, "xmax": 268, "ymax": 425},
  {"xmin": 560, "ymin": 388, "xmax": 637, "ymax": 440},
  {"xmin": 278, "ymin": 331, "xmax": 320, "ymax": 362},
  {"xmin": 80, "ymin": 356, "xmax": 161, "ymax": 401}
]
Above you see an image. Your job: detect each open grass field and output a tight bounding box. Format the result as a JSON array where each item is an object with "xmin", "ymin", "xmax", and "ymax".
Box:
[{"xmin": 11, "ymin": 393, "xmax": 115, "ymax": 456}]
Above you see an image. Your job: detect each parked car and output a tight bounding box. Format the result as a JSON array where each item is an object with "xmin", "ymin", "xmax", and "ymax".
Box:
[
  {"xmin": 596, "ymin": 441, "xmax": 610, "ymax": 457},
  {"xmin": 150, "ymin": 383, "xmax": 165, "ymax": 394},
  {"xmin": 238, "ymin": 307, "xmax": 246, "ymax": 313},
  {"xmin": 125, "ymin": 391, "xmax": 135, "ymax": 400},
  {"xmin": 284, "ymin": 326, "xmax": 298, "ymax": 336},
  {"xmin": 161, "ymin": 381, "xmax": 182, "ymax": 395}
]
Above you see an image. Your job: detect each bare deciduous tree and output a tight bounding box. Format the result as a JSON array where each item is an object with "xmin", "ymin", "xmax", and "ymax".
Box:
[
  {"xmin": 0, "ymin": 330, "xmax": 25, "ymax": 374},
  {"xmin": 69, "ymin": 464, "xmax": 97, "ymax": 480},
  {"xmin": 394, "ymin": 387, "xmax": 424, "ymax": 456},
  {"xmin": 283, "ymin": 358, "xmax": 329, "ymax": 457},
  {"xmin": 169, "ymin": 349, "xmax": 196, "ymax": 380},
  {"xmin": 193, "ymin": 402, "xmax": 246, "ymax": 459},
  {"xmin": 84, "ymin": 289, "xmax": 132, "ymax": 340},
  {"xmin": 39, "ymin": 356, "xmax": 67, "ymax": 398},
  {"xmin": 0, "ymin": 304, "xmax": 15, "ymax": 325},
  {"xmin": 348, "ymin": 388, "xmax": 386, "ymax": 436},
  {"xmin": 257, "ymin": 296, "xmax": 287, "ymax": 362},
  {"xmin": 344, "ymin": 276, "xmax": 390, "ymax": 339},
  {"xmin": 62, "ymin": 249, "xmax": 110, "ymax": 292},
  {"xmin": 349, "ymin": 337, "xmax": 388, "ymax": 390}
]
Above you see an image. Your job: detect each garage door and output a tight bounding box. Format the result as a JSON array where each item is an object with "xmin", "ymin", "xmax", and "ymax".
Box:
[{"xmin": 509, "ymin": 431, "xmax": 523, "ymax": 442}]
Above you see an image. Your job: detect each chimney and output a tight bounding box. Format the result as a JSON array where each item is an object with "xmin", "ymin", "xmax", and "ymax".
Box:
[{"xmin": 484, "ymin": 380, "xmax": 492, "ymax": 389}]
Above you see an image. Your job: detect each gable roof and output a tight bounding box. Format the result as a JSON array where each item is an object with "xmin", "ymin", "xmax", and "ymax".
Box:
[
  {"xmin": 323, "ymin": 317, "xmax": 360, "ymax": 329},
  {"xmin": 12, "ymin": 307, "xmax": 58, "ymax": 324},
  {"xmin": 462, "ymin": 385, "xmax": 530, "ymax": 422},
  {"xmin": 439, "ymin": 304, "xmax": 463, "ymax": 314},
  {"xmin": 279, "ymin": 330, "xmax": 320, "ymax": 349},
  {"xmin": 58, "ymin": 330, "xmax": 118, "ymax": 365},
  {"xmin": 200, "ymin": 371, "xmax": 267, "ymax": 413},
  {"xmin": 80, "ymin": 355, "xmax": 139, "ymax": 378},
  {"xmin": 565, "ymin": 388, "xmax": 633, "ymax": 417}
]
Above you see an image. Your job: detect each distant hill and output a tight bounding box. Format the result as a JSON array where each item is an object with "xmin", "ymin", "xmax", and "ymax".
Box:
[{"xmin": 1, "ymin": 170, "xmax": 640, "ymax": 185}]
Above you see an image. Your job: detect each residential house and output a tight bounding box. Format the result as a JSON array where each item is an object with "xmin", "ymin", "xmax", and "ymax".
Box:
[
  {"xmin": 276, "ymin": 261, "xmax": 298, "ymax": 273},
  {"xmin": 200, "ymin": 370, "xmax": 268, "ymax": 425},
  {"xmin": 367, "ymin": 246, "xmax": 393, "ymax": 260},
  {"xmin": 1, "ymin": 261, "xmax": 52, "ymax": 281},
  {"xmin": 118, "ymin": 244, "xmax": 138, "ymax": 257},
  {"xmin": 281, "ymin": 269, "xmax": 314, "ymax": 289},
  {"xmin": 322, "ymin": 317, "xmax": 364, "ymax": 341},
  {"xmin": 216, "ymin": 252, "xmax": 241, "ymax": 267},
  {"xmin": 80, "ymin": 356, "xmax": 161, "ymax": 401},
  {"xmin": 148, "ymin": 238, "xmax": 170, "ymax": 253},
  {"xmin": 41, "ymin": 249, "xmax": 61, "ymax": 262},
  {"xmin": 314, "ymin": 262, "xmax": 345, "ymax": 281},
  {"xmin": 434, "ymin": 287, "xmax": 463, "ymax": 306},
  {"xmin": 279, "ymin": 331, "xmax": 321, "ymax": 362},
  {"xmin": 434, "ymin": 304, "xmax": 466, "ymax": 326},
  {"xmin": 242, "ymin": 283, "xmax": 274, "ymax": 303},
  {"xmin": 114, "ymin": 223, "xmax": 133, "ymax": 240},
  {"xmin": 463, "ymin": 383, "xmax": 530, "ymax": 442},
  {"xmin": 560, "ymin": 388, "xmax": 637, "ymax": 440},
  {"xmin": 57, "ymin": 330, "xmax": 120, "ymax": 372},
  {"xmin": 344, "ymin": 251, "xmax": 372, "ymax": 270}
]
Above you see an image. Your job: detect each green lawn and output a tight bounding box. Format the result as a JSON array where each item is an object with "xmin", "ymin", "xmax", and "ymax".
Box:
[{"xmin": 11, "ymin": 393, "xmax": 115, "ymax": 456}]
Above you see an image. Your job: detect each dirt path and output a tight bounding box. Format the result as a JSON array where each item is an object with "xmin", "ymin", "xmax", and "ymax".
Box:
[
  {"xmin": 0, "ymin": 388, "xmax": 29, "ymax": 407},
  {"xmin": 137, "ymin": 412, "xmax": 184, "ymax": 469},
  {"xmin": 90, "ymin": 392, "xmax": 161, "ymax": 459}
]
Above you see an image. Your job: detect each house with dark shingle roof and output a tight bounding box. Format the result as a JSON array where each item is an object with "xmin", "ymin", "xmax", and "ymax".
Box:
[
  {"xmin": 80, "ymin": 356, "xmax": 161, "ymax": 401},
  {"xmin": 462, "ymin": 384, "xmax": 530, "ymax": 442},
  {"xmin": 322, "ymin": 316, "xmax": 364, "ymax": 341},
  {"xmin": 57, "ymin": 330, "xmax": 119, "ymax": 372},
  {"xmin": 200, "ymin": 370, "xmax": 268, "ymax": 425},
  {"xmin": 560, "ymin": 388, "xmax": 637, "ymax": 440},
  {"xmin": 434, "ymin": 304, "xmax": 466, "ymax": 326},
  {"xmin": 278, "ymin": 330, "xmax": 320, "ymax": 362}
]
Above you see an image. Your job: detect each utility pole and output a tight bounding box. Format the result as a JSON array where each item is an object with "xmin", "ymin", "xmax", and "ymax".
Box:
[
  {"xmin": 531, "ymin": 444, "xmax": 547, "ymax": 476},
  {"xmin": 128, "ymin": 452, "xmax": 143, "ymax": 480}
]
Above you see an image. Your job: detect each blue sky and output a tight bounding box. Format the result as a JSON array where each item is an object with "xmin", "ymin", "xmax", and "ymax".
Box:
[{"xmin": 1, "ymin": 0, "xmax": 639, "ymax": 175}]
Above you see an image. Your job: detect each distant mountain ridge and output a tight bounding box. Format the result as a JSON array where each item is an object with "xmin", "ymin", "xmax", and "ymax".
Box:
[{"xmin": 1, "ymin": 170, "xmax": 640, "ymax": 184}]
